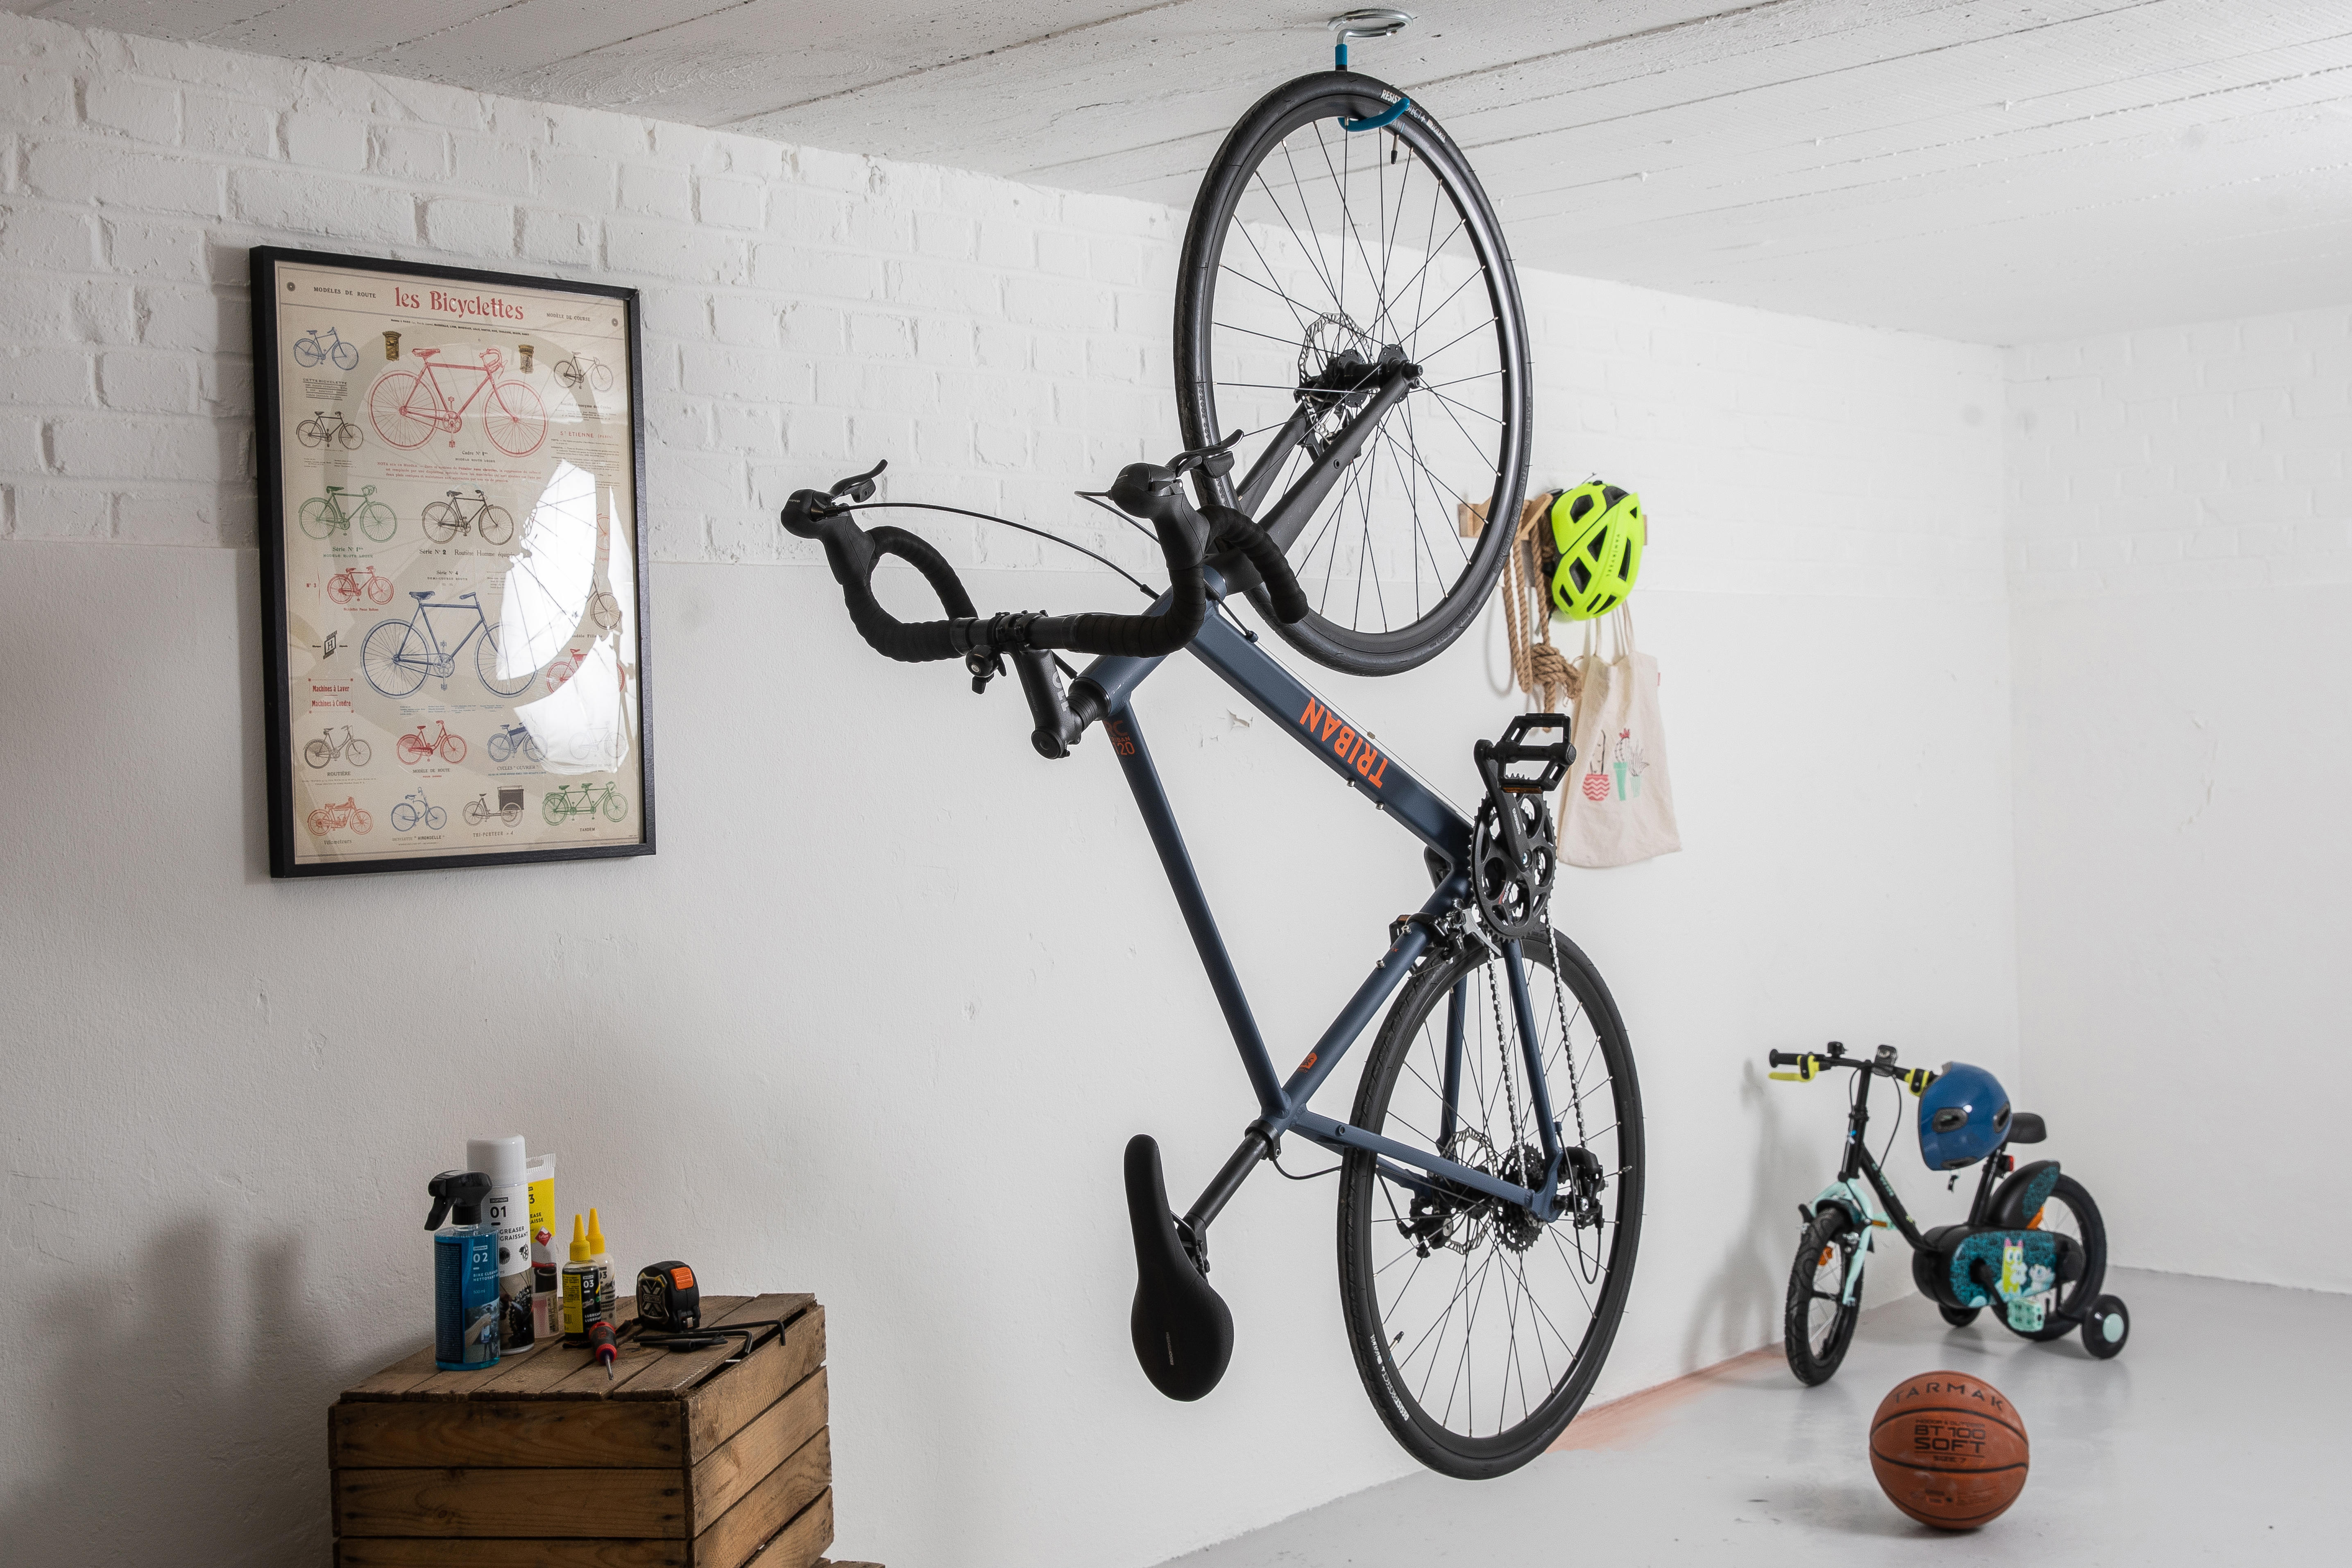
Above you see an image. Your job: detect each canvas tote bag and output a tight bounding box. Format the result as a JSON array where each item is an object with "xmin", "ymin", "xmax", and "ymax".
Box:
[{"xmin": 1559, "ymin": 606, "xmax": 1680, "ymax": 867}]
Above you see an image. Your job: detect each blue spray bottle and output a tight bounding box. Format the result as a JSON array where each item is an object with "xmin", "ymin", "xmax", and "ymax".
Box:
[{"xmin": 425, "ymin": 1171, "xmax": 502, "ymax": 1371}]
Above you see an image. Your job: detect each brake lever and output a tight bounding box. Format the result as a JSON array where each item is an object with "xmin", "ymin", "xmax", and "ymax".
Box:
[
  {"xmin": 827, "ymin": 458, "xmax": 887, "ymax": 508},
  {"xmin": 1168, "ymin": 430, "xmax": 1242, "ymax": 480}
]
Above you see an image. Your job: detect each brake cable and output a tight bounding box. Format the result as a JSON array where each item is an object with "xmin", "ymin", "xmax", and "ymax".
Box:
[{"xmin": 820, "ymin": 500, "xmax": 1160, "ymax": 600}]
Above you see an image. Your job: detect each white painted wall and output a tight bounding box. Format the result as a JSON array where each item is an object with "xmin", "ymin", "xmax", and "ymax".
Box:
[
  {"xmin": 2006, "ymin": 307, "xmax": 2352, "ymax": 1293},
  {"xmin": 0, "ymin": 14, "xmax": 2016, "ymax": 1567}
]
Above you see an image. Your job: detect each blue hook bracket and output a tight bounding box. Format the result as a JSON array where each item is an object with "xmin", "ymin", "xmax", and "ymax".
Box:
[{"xmin": 1339, "ymin": 97, "xmax": 1410, "ymax": 132}]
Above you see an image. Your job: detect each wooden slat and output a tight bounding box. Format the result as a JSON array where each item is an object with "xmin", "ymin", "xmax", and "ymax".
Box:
[
  {"xmin": 693, "ymin": 1451, "xmax": 829, "ymax": 1568},
  {"xmin": 333, "ymin": 1468, "xmax": 687, "ymax": 1539},
  {"xmin": 401, "ymin": 1299, "xmax": 656, "ymax": 1401},
  {"xmin": 337, "ymin": 1540, "xmax": 688, "ymax": 1568},
  {"xmin": 616, "ymin": 1295, "xmax": 814, "ymax": 1401},
  {"xmin": 683, "ymin": 1308, "xmax": 825, "ymax": 1459},
  {"xmin": 331, "ymin": 1399, "xmax": 684, "ymax": 1469},
  {"xmin": 342, "ymin": 1344, "xmax": 445, "ymax": 1400},
  {"xmin": 689, "ymin": 1371, "xmax": 826, "ymax": 1529}
]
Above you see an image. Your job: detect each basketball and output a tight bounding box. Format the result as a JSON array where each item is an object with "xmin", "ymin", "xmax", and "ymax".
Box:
[{"xmin": 1868, "ymin": 1370, "xmax": 2028, "ymax": 1529}]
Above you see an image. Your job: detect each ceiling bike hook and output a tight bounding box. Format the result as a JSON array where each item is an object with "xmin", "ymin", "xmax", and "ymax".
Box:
[{"xmin": 1328, "ymin": 10, "xmax": 1414, "ymax": 131}]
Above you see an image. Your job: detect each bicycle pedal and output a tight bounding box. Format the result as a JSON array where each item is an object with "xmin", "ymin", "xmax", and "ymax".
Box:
[{"xmin": 1122, "ymin": 1134, "xmax": 1233, "ymax": 1402}]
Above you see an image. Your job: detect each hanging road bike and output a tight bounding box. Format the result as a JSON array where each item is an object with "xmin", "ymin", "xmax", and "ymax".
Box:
[
  {"xmin": 292, "ymin": 326, "xmax": 360, "ymax": 371},
  {"xmin": 361, "ymin": 591, "xmax": 537, "ymax": 700},
  {"xmin": 397, "ymin": 719, "xmax": 468, "ymax": 766},
  {"xmin": 368, "ymin": 347, "xmax": 548, "ymax": 456},
  {"xmin": 390, "ymin": 787, "xmax": 447, "ymax": 834},
  {"xmin": 543, "ymin": 780, "xmax": 627, "ymax": 824},
  {"xmin": 485, "ymin": 721, "xmax": 546, "ymax": 764},
  {"xmin": 306, "ymin": 795, "xmax": 371, "ymax": 836},
  {"xmin": 300, "ymin": 485, "xmax": 396, "ymax": 544},
  {"xmin": 423, "ymin": 488, "xmax": 516, "ymax": 547},
  {"xmin": 464, "ymin": 788, "xmax": 526, "ymax": 827},
  {"xmin": 776, "ymin": 50, "xmax": 1638, "ymax": 1480},
  {"xmin": 296, "ymin": 409, "xmax": 363, "ymax": 450},
  {"xmin": 303, "ymin": 725, "xmax": 371, "ymax": 769},
  {"xmin": 327, "ymin": 564, "xmax": 395, "ymax": 607}
]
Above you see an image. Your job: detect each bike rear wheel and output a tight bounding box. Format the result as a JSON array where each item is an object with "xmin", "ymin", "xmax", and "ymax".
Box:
[
  {"xmin": 1996, "ymin": 1171, "xmax": 2107, "ymax": 1341},
  {"xmin": 1784, "ymin": 1210, "xmax": 1863, "ymax": 1385},
  {"xmin": 362, "ymin": 621, "xmax": 428, "ymax": 698},
  {"xmin": 303, "ymin": 739, "xmax": 332, "ymax": 768},
  {"xmin": 422, "ymin": 502, "xmax": 459, "ymax": 544},
  {"xmin": 368, "ymin": 371, "xmax": 435, "ymax": 448},
  {"xmin": 298, "ymin": 498, "xmax": 335, "ymax": 540},
  {"xmin": 1175, "ymin": 72, "xmax": 1530, "ymax": 676},
  {"xmin": 1337, "ymin": 928, "xmax": 1642, "ymax": 1478}
]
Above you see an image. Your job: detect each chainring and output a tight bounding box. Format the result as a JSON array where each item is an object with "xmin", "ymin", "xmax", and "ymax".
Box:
[{"xmin": 1473, "ymin": 793, "xmax": 1558, "ymax": 940}]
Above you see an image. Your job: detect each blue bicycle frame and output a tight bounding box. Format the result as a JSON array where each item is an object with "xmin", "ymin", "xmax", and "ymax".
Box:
[{"xmin": 1079, "ymin": 582, "xmax": 1570, "ymax": 1245}]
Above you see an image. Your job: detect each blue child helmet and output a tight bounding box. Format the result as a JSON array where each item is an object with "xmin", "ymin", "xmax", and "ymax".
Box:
[{"xmin": 1917, "ymin": 1062, "xmax": 2012, "ymax": 1170}]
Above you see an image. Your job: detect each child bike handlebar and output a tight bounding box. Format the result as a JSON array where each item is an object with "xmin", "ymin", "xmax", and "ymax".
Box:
[{"xmin": 1767, "ymin": 1044, "xmax": 1938, "ymax": 1094}]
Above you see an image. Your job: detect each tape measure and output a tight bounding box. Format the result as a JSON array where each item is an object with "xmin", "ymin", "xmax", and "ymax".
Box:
[{"xmin": 636, "ymin": 1260, "xmax": 701, "ymax": 1332}]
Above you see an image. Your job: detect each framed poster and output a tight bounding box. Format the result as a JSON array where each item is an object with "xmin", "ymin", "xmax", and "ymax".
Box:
[{"xmin": 252, "ymin": 247, "xmax": 653, "ymax": 876}]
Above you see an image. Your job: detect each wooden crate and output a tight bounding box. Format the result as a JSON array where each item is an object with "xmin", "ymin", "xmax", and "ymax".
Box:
[{"xmin": 331, "ymin": 1293, "xmax": 833, "ymax": 1568}]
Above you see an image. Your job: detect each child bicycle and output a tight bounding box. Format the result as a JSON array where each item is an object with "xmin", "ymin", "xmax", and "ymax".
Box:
[{"xmin": 1767, "ymin": 1041, "xmax": 2131, "ymax": 1384}]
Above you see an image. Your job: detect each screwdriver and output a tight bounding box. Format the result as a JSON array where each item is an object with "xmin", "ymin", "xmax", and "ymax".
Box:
[{"xmin": 587, "ymin": 1319, "xmax": 618, "ymax": 1382}]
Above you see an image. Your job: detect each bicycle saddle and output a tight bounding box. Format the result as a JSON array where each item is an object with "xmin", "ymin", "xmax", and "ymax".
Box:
[
  {"xmin": 2006, "ymin": 1111, "xmax": 2047, "ymax": 1144},
  {"xmin": 1124, "ymin": 1135, "xmax": 1233, "ymax": 1402},
  {"xmin": 409, "ymin": 591, "xmax": 433, "ymax": 600},
  {"xmin": 412, "ymin": 347, "xmax": 441, "ymax": 360}
]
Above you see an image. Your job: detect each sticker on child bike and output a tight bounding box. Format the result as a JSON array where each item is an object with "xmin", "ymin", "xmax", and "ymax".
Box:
[{"xmin": 257, "ymin": 247, "xmax": 651, "ymax": 875}]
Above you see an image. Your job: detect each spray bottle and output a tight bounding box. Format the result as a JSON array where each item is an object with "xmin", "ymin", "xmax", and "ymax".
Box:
[
  {"xmin": 425, "ymin": 1171, "xmax": 501, "ymax": 1372},
  {"xmin": 468, "ymin": 1135, "xmax": 534, "ymax": 1353}
]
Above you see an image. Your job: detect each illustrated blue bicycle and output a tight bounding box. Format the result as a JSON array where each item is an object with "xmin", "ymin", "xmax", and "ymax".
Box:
[
  {"xmin": 390, "ymin": 787, "xmax": 447, "ymax": 834},
  {"xmin": 485, "ymin": 721, "xmax": 546, "ymax": 764},
  {"xmin": 360, "ymin": 591, "xmax": 536, "ymax": 700},
  {"xmin": 292, "ymin": 326, "xmax": 360, "ymax": 372}
]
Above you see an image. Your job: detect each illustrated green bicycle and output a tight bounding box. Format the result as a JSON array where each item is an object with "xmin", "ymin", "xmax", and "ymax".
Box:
[
  {"xmin": 300, "ymin": 485, "xmax": 395, "ymax": 544},
  {"xmin": 543, "ymin": 781, "xmax": 626, "ymax": 825}
]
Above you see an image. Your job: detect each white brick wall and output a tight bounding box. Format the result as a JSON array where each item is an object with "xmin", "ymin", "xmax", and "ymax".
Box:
[
  {"xmin": 0, "ymin": 12, "xmax": 2007, "ymax": 603},
  {"xmin": 2005, "ymin": 306, "xmax": 2352, "ymax": 596}
]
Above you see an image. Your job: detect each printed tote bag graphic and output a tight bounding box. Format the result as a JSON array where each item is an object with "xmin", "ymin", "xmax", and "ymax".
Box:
[{"xmin": 1561, "ymin": 607, "xmax": 1680, "ymax": 867}]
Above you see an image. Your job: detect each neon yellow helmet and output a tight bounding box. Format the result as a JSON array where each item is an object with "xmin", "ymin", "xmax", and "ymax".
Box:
[{"xmin": 1544, "ymin": 482, "xmax": 1643, "ymax": 620}]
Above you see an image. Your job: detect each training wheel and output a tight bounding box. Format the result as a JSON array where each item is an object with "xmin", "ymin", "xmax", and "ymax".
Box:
[{"xmin": 2081, "ymin": 1294, "xmax": 2129, "ymax": 1359}]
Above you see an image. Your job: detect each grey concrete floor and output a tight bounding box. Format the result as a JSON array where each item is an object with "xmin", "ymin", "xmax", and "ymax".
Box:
[{"xmin": 1159, "ymin": 1268, "xmax": 2338, "ymax": 1565}]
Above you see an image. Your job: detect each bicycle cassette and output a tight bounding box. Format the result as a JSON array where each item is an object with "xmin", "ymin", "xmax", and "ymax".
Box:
[{"xmin": 1473, "ymin": 793, "xmax": 1557, "ymax": 940}]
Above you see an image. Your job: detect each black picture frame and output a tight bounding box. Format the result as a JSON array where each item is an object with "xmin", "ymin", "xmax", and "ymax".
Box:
[{"xmin": 252, "ymin": 245, "xmax": 655, "ymax": 877}]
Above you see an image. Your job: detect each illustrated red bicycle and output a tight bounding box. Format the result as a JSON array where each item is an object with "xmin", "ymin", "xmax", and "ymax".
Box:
[
  {"xmin": 367, "ymin": 347, "xmax": 547, "ymax": 456},
  {"xmin": 544, "ymin": 646, "xmax": 632, "ymax": 696},
  {"xmin": 327, "ymin": 564, "xmax": 395, "ymax": 607},
  {"xmin": 306, "ymin": 796, "xmax": 372, "ymax": 836},
  {"xmin": 397, "ymin": 719, "xmax": 468, "ymax": 766}
]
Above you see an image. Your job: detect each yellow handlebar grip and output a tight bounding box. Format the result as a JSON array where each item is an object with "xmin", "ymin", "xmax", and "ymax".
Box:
[
  {"xmin": 1768, "ymin": 1071, "xmax": 1803, "ymax": 1081},
  {"xmin": 1769, "ymin": 1056, "xmax": 1821, "ymax": 1083}
]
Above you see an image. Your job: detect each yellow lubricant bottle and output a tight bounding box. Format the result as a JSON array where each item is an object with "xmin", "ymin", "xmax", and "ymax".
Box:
[
  {"xmin": 585, "ymin": 1208, "xmax": 616, "ymax": 1331},
  {"xmin": 561, "ymin": 1214, "xmax": 598, "ymax": 1346}
]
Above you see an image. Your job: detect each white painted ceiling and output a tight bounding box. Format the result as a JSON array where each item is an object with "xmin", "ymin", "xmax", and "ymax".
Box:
[{"xmin": 20, "ymin": 0, "xmax": 2352, "ymax": 343}]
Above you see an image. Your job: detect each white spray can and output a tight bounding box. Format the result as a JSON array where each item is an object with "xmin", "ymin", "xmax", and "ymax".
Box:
[{"xmin": 467, "ymin": 1135, "xmax": 535, "ymax": 1353}]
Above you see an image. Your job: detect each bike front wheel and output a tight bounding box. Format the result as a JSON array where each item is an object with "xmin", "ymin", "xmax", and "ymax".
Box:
[
  {"xmin": 331, "ymin": 340, "xmax": 359, "ymax": 371},
  {"xmin": 439, "ymin": 734, "xmax": 468, "ymax": 764},
  {"xmin": 485, "ymin": 381, "xmax": 547, "ymax": 455},
  {"xmin": 475, "ymin": 621, "xmax": 536, "ymax": 697},
  {"xmin": 1175, "ymin": 72, "xmax": 1530, "ymax": 676},
  {"xmin": 1784, "ymin": 1210, "xmax": 1863, "ymax": 1385},
  {"xmin": 1337, "ymin": 928, "xmax": 1643, "ymax": 1478},
  {"xmin": 478, "ymin": 505, "xmax": 515, "ymax": 546},
  {"xmin": 338, "ymin": 420, "xmax": 362, "ymax": 451},
  {"xmin": 424, "ymin": 806, "xmax": 448, "ymax": 830},
  {"xmin": 600, "ymin": 790, "xmax": 628, "ymax": 823},
  {"xmin": 346, "ymin": 738, "xmax": 372, "ymax": 767},
  {"xmin": 358, "ymin": 502, "xmax": 396, "ymax": 543},
  {"xmin": 464, "ymin": 799, "xmax": 488, "ymax": 826}
]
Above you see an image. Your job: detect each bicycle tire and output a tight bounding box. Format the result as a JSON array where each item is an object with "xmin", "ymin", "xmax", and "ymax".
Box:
[
  {"xmin": 1175, "ymin": 72, "xmax": 1530, "ymax": 676},
  {"xmin": 397, "ymin": 733, "xmax": 427, "ymax": 766},
  {"xmin": 425, "ymin": 806, "xmax": 447, "ymax": 830},
  {"xmin": 303, "ymin": 739, "xmax": 332, "ymax": 768},
  {"xmin": 306, "ymin": 806, "xmax": 330, "ymax": 835},
  {"xmin": 391, "ymin": 802, "xmax": 418, "ymax": 833},
  {"xmin": 361, "ymin": 620, "xmax": 428, "ymax": 698},
  {"xmin": 327, "ymin": 573, "xmax": 358, "ymax": 607},
  {"xmin": 479, "ymin": 505, "xmax": 515, "ymax": 546},
  {"xmin": 338, "ymin": 420, "xmax": 362, "ymax": 451},
  {"xmin": 297, "ymin": 419, "xmax": 325, "ymax": 448},
  {"xmin": 359, "ymin": 501, "xmax": 396, "ymax": 544},
  {"xmin": 501, "ymin": 802, "xmax": 523, "ymax": 825},
  {"xmin": 347, "ymin": 738, "xmax": 371, "ymax": 767},
  {"xmin": 332, "ymin": 340, "xmax": 359, "ymax": 371},
  {"xmin": 1783, "ymin": 1210, "xmax": 1863, "ymax": 1385},
  {"xmin": 1993, "ymin": 1171, "xmax": 2107, "ymax": 1341},
  {"xmin": 297, "ymin": 497, "xmax": 335, "ymax": 540},
  {"xmin": 475, "ymin": 622, "xmax": 535, "ymax": 697},
  {"xmin": 600, "ymin": 790, "xmax": 628, "ymax": 823},
  {"xmin": 487, "ymin": 729, "xmax": 513, "ymax": 763},
  {"xmin": 1337, "ymin": 928, "xmax": 1643, "ymax": 1478},
  {"xmin": 589, "ymin": 590, "xmax": 621, "ymax": 632},
  {"xmin": 485, "ymin": 381, "xmax": 547, "ymax": 456},
  {"xmin": 439, "ymin": 734, "xmax": 468, "ymax": 764},
  {"xmin": 543, "ymin": 791, "xmax": 566, "ymax": 826},
  {"xmin": 465, "ymin": 799, "xmax": 488, "ymax": 826},
  {"xmin": 557, "ymin": 360, "xmax": 584, "ymax": 391},
  {"xmin": 592, "ymin": 361, "xmax": 614, "ymax": 392},
  {"xmin": 421, "ymin": 502, "xmax": 459, "ymax": 544},
  {"xmin": 367, "ymin": 371, "xmax": 434, "ymax": 449},
  {"xmin": 350, "ymin": 807, "xmax": 372, "ymax": 833},
  {"xmin": 294, "ymin": 338, "xmax": 323, "ymax": 368},
  {"xmin": 365, "ymin": 573, "xmax": 394, "ymax": 607}
]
